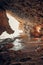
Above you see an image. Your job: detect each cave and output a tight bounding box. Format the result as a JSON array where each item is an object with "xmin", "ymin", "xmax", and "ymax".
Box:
[{"xmin": 0, "ymin": 0, "xmax": 43, "ymax": 65}]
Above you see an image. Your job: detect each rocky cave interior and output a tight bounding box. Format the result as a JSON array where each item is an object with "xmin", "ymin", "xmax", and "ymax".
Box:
[{"xmin": 0, "ymin": 0, "xmax": 43, "ymax": 65}]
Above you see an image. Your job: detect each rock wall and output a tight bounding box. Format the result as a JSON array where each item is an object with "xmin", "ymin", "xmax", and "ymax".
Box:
[
  {"xmin": 0, "ymin": 0, "xmax": 43, "ymax": 36},
  {"xmin": 0, "ymin": 10, "xmax": 14, "ymax": 35}
]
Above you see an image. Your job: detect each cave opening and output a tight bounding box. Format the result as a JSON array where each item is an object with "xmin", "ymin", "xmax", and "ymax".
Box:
[{"xmin": 0, "ymin": 12, "xmax": 23, "ymax": 39}]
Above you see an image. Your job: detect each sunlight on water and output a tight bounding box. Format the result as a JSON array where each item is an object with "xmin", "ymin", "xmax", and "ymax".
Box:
[
  {"xmin": 0, "ymin": 13, "xmax": 23, "ymax": 39},
  {"xmin": 11, "ymin": 39, "xmax": 24, "ymax": 51}
]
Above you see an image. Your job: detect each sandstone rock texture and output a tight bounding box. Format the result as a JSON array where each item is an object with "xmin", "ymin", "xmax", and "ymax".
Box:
[
  {"xmin": 0, "ymin": 36, "xmax": 43, "ymax": 65},
  {"xmin": 5, "ymin": 0, "xmax": 43, "ymax": 24},
  {"xmin": 0, "ymin": 39, "xmax": 43, "ymax": 65},
  {"xmin": 0, "ymin": 10, "xmax": 14, "ymax": 35},
  {"xmin": 0, "ymin": 1, "xmax": 43, "ymax": 65},
  {"xmin": 0, "ymin": 0, "xmax": 43, "ymax": 35}
]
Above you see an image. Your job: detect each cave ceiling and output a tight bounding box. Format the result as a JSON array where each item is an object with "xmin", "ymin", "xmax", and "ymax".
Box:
[{"xmin": 0, "ymin": 0, "xmax": 43, "ymax": 24}]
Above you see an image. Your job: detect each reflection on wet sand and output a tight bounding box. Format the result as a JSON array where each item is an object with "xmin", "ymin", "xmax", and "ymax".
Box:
[
  {"xmin": 0, "ymin": 34, "xmax": 43, "ymax": 52},
  {"xmin": 0, "ymin": 32, "xmax": 43, "ymax": 65}
]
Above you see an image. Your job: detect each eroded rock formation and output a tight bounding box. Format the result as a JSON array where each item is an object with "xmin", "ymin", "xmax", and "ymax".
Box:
[
  {"xmin": 0, "ymin": 10, "xmax": 14, "ymax": 35},
  {"xmin": 0, "ymin": 0, "xmax": 43, "ymax": 35},
  {"xmin": 0, "ymin": 1, "xmax": 43, "ymax": 65}
]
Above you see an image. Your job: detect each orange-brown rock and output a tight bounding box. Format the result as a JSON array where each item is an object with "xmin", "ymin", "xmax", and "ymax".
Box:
[
  {"xmin": 30, "ymin": 24, "xmax": 43, "ymax": 38},
  {"xmin": 0, "ymin": 10, "xmax": 14, "ymax": 35},
  {"xmin": 41, "ymin": 36, "xmax": 43, "ymax": 41},
  {"xmin": 3, "ymin": 43, "xmax": 14, "ymax": 49}
]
